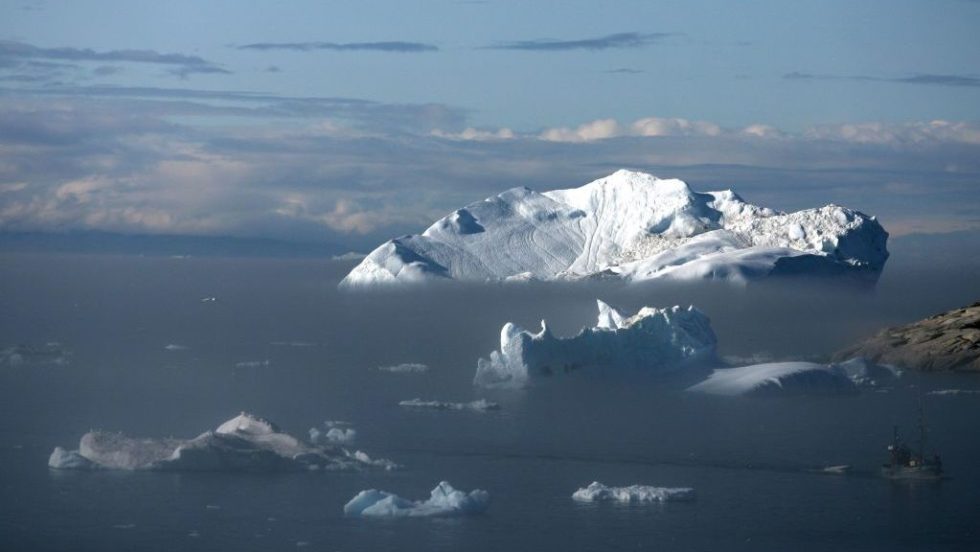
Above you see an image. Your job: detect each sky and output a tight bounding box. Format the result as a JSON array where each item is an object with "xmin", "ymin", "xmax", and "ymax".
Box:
[{"xmin": 1, "ymin": 0, "xmax": 978, "ymax": 249}]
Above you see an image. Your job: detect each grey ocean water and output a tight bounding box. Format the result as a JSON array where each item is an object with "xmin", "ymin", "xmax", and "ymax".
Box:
[{"xmin": 1, "ymin": 247, "xmax": 980, "ymax": 551}]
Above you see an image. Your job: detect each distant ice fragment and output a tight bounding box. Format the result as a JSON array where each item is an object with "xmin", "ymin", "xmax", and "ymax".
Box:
[
  {"xmin": 928, "ymin": 389, "xmax": 980, "ymax": 396},
  {"xmin": 309, "ymin": 421, "xmax": 357, "ymax": 445},
  {"xmin": 572, "ymin": 482, "xmax": 695, "ymax": 503},
  {"xmin": 398, "ymin": 398, "xmax": 500, "ymax": 411},
  {"xmin": 234, "ymin": 359, "xmax": 271, "ymax": 368},
  {"xmin": 378, "ymin": 363, "xmax": 430, "ymax": 373},
  {"xmin": 49, "ymin": 412, "xmax": 396, "ymax": 472},
  {"xmin": 1, "ymin": 342, "xmax": 71, "ymax": 367},
  {"xmin": 474, "ymin": 299, "xmax": 716, "ymax": 387},
  {"xmin": 164, "ymin": 344, "xmax": 188, "ymax": 351},
  {"xmin": 344, "ymin": 481, "xmax": 489, "ymax": 517}
]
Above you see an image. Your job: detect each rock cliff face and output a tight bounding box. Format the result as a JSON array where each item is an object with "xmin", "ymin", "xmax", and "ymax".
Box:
[{"xmin": 835, "ymin": 302, "xmax": 980, "ymax": 372}]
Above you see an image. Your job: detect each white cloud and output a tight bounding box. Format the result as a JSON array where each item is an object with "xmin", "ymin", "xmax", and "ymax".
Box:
[
  {"xmin": 431, "ymin": 127, "xmax": 515, "ymax": 141},
  {"xmin": 804, "ymin": 120, "xmax": 980, "ymax": 145}
]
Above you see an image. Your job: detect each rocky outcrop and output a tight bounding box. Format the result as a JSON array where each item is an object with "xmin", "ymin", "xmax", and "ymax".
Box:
[{"xmin": 835, "ymin": 302, "xmax": 980, "ymax": 372}]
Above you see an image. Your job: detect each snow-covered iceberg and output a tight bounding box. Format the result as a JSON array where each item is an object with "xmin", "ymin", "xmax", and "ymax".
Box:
[
  {"xmin": 572, "ymin": 482, "xmax": 695, "ymax": 503},
  {"xmin": 49, "ymin": 413, "xmax": 396, "ymax": 472},
  {"xmin": 344, "ymin": 481, "xmax": 490, "ymax": 517},
  {"xmin": 398, "ymin": 398, "xmax": 500, "ymax": 411},
  {"xmin": 687, "ymin": 358, "xmax": 899, "ymax": 397},
  {"xmin": 474, "ymin": 299, "xmax": 717, "ymax": 387},
  {"xmin": 341, "ymin": 170, "xmax": 888, "ymax": 288}
]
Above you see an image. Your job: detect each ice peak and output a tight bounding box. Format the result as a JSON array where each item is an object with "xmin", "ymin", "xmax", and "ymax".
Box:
[
  {"xmin": 215, "ymin": 413, "xmax": 280, "ymax": 436},
  {"xmin": 596, "ymin": 299, "xmax": 627, "ymax": 329}
]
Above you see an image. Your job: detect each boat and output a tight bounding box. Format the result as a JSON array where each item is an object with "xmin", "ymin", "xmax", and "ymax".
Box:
[{"xmin": 882, "ymin": 401, "xmax": 943, "ymax": 480}]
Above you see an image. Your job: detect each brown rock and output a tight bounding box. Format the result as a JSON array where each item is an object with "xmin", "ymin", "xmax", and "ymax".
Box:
[{"xmin": 834, "ymin": 301, "xmax": 980, "ymax": 372}]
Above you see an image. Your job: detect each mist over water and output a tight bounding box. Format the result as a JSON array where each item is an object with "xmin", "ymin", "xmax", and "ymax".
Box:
[{"xmin": 1, "ymin": 238, "xmax": 979, "ymax": 551}]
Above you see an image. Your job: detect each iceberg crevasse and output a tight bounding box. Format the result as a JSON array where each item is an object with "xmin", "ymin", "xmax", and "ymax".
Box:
[
  {"xmin": 341, "ymin": 170, "xmax": 888, "ymax": 287},
  {"xmin": 474, "ymin": 299, "xmax": 717, "ymax": 387}
]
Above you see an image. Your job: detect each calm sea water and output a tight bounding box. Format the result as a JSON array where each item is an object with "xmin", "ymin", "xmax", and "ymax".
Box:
[{"xmin": 1, "ymin": 252, "xmax": 979, "ymax": 551}]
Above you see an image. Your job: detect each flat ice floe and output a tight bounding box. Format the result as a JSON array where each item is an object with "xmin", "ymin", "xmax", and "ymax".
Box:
[
  {"xmin": 474, "ymin": 299, "xmax": 716, "ymax": 387},
  {"xmin": 378, "ymin": 363, "xmax": 430, "ymax": 373},
  {"xmin": 687, "ymin": 358, "xmax": 899, "ymax": 397},
  {"xmin": 1, "ymin": 342, "xmax": 71, "ymax": 367},
  {"xmin": 572, "ymin": 482, "xmax": 695, "ymax": 503},
  {"xmin": 398, "ymin": 398, "xmax": 500, "ymax": 411},
  {"xmin": 341, "ymin": 169, "xmax": 889, "ymax": 288},
  {"xmin": 344, "ymin": 481, "xmax": 490, "ymax": 517},
  {"xmin": 49, "ymin": 413, "xmax": 396, "ymax": 472}
]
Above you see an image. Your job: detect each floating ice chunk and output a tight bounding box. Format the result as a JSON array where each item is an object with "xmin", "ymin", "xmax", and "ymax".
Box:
[
  {"xmin": 48, "ymin": 446, "xmax": 99, "ymax": 469},
  {"xmin": 1, "ymin": 342, "xmax": 71, "ymax": 367},
  {"xmin": 928, "ymin": 389, "xmax": 980, "ymax": 396},
  {"xmin": 398, "ymin": 398, "xmax": 500, "ymax": 411},
  {"xmin": 347, "ymin": 450, "xmax": 399, "ymax": 471},
  {"xmin": 164, "ymin": 344, "xmax": 188, "ymax": 351},
  {"xmin": 474, "ymin": 299, "xmax": 717, "ymax": 387},
  {"xmin": 378, "ymin": 363, "xmax": 430, "ymax": 373},
  {"xmin": 234, "ymin": 360, "xmax": 271, "ymax": 368},
  {"xmin": 344, "ymin": 481, "xmax": 489, "ymax": 517},
  {"xmin": 688, "ymin": 362, "xmax": 860, "ymax": 397},
  {"xmin": 332, "ymin": 251, "xmax": 367, "ymax": 261},
  {"xmin": 49, "ymin": 413, "xmax": 396, "ymax": 472},
  {"xmin": 572, "ymin": 482, "xmax": 695, "ymax": 503},
  {"xmin": 309, "ymin": 421, "xmax": 357, "ymax": 445}
]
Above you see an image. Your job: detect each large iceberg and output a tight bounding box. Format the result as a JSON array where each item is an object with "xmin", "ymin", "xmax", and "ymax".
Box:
[
  {"xmin": 572, "ymin": 482, "xmax": 695, "ymax": 503},
  {"xmin": 474, "ymin": 299, "xmax": 717, "ymax": 387},
  {"xmin": 344, "ymin": 481, "xmax": 490, "ymax": 517},
  {"xmin": 49, "ymin": 413, "xmax": 396, "ymax": 471},
  {"xmin": 341, "ymin": 170, "xmax": 888, "ymax": 287},
  {"xmin": 687, "ymin": 358, "xmax": 899, "ymax": 397}
]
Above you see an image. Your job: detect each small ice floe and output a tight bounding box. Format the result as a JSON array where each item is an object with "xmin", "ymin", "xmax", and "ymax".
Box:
[
  {"xmin": 572, "ymin": 482, "xmax": 695, "ymax": 503},
  {"xmin": 820, "ymin": 465, "xmax": 851, "ymax": 475},
  {"xmin": 928, "ymin": 389, "xmax": 980, "ymax": 396},
  {"xmin": 200, "ymin": 297, "xmax": 217, "ymax": 303},
  {"xmin": 344, "ymin": 481, "xmax": 489, "ymax": 517},
  {"xmin": 398, "ymin": 398, "xmax": 500, "ymax": 412},
  {"xmin": 235, "ymin": 360, "xmax": 271, "ymax": 369},
  {"xmin": 378, "ymin": 363, "xmax": 430, "ymax": 374},
  {"xmin": 270, "ymin": 341, "xmax": 316, "ymax": 348},
  {"xmin": 187, "ymin": 530, "xmax": 200, "ymax": 538},
  {"xmin": 309, "ymin": 421, "xmax": 356, "ymax": 446},
  {"xmin": 332, "ymin": 252, "xmax": 367, "ymax": 261},
  {"xmin": 164, "ymin": 344, "xmax": 188, "ymax": 351},
  {"xmin": 1, "ymin": 342, "xmax": 72, "ymax": 367},
  {"xmin": 687, "ymin": 358, "xmax": 899, "ymax": 397},
  {"xmin": 112, "ymin": 524, "xmax": 136, "ymax": 530},
  {"xmin": 48, "ymin": 412, "xmax": 396, "ymax": 472}
]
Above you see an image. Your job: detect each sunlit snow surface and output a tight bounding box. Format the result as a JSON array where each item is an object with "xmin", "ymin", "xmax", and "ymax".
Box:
[
  {"xmin": 475, "ymin": 299, "xmax": 716, "ymax": 387},
  {"xmin": 687, "ymin": 358, "xmax": 900, "ymax": 397},
  {"xmin": 572, "ymin": 482, "xmax": 695, "ymax": 503},
  {"xmin": 344, "ymin": 481, "xmax": 490, "ymax": 517},
  {"xmin": 48, "ymin": 413, "xmax": 395, "ymax": 471},
  {"xmin": 342, "ymin": 170, "xmax": 888, "ymax": 287}
]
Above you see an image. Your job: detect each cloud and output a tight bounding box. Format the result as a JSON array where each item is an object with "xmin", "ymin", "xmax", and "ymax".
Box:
[
  {"xmin": 487, "ymin": 32, "xmax": 669, "ymax": 51},
  {"xmin": 1, "ymin": 92, "xmax": 978, "ymax": 245},
  {"xmin": 604, "ymin": 68, "xmax": 643, "ymax": 74},
  {"xmin": 431, "ymin": 127, "xmax": 515, "ymax": 141},
  {"xmin": 238, "ymin": 41, "xmax": 438, "ymax": 53},
  {"xmin": 537, "ymin": 117, "xmax": 723, "ymax": 142},
  {"xmin": 784, "ymin": 71, "xmax": 980, "ymax": 88},
  {"xmin": 0, "ymin": 40, "xmax": 229, "ymax": 79}
]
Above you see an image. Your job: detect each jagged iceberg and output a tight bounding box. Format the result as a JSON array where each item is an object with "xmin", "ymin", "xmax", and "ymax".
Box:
[
  {"xmin": 474, "ymin": 299, "xmax": 716, "ymax": 387},
  {"xmin": 572, "ymin": 482, "xmax": 695, "ymax": 503},
  {"xmin": 344, "ymin": 481, "xmax": 490, "ymax": 517},
  {"xmin": 341, "ymin": 170, "xmax": 888, "ymax": 288},
  {"xmin": 687, "ymin": 358, "xmax": 899, "ymax": 397},
  {"xmin": 48, "ymin": 413, "xmax": 396, "ymax": 471}
]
